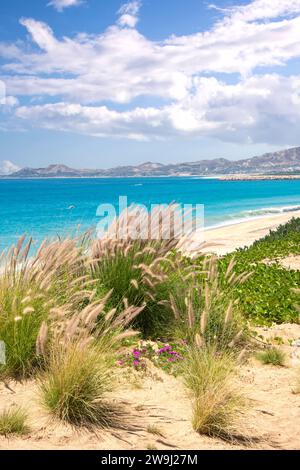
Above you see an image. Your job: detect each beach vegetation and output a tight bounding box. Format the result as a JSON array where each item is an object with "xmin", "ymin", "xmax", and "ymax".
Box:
[
  {"xmin": 39, "ymin": 340, "xmax": 117, "ymax": 426},
  {"xmin": 1, "ymin": 213, "xmax": 299, "ymax": 439},
  {"xmin": 89, "ymin": 205, "xmax": 187, "ymax": 337},
  {"xmin": 0, "ymin": 237, "xmax": 94, "ymax": 378},
  {"xmin": 256, "ymin": 347, "xmax": 286, "ymax": 366},
  {"xmin": 0, "ymin": 406, "xmax": 29, "ymax": 436},
  {"xmin": 170, "ymin": 255, "xmax": 248, "ymax": 353},
  {"xmin": 219, "ymin": 218, "xmax": 300, "ymax": 325},
  {"xmin": 183, "ymin": 346, "xmax": 245, "ymax": 440},
  {"xmin": 147, "ymin": 424, "xmax": 164, "ymax": 437}
]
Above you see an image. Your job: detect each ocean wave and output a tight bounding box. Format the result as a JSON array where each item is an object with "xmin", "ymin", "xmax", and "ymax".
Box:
[
  {"xmin": 206, "ymin": 205, "xmax": 300, "ymax": 229},
  {"xmin": 240, "ymin": 205, "xmax": 300, "ymax": 217}
]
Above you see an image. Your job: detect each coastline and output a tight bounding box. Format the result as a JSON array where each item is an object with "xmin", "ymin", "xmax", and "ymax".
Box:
[
  {"xmin": 218, "ymin": 174, "xmax": 300, "ymax": 181},
  {"xmin": 1, "ymin": 174, "xmax": 300, "ymax": 180},
  {"xmin": 188, "ymin": 210, "xmax": 300, "ymax": 256}
]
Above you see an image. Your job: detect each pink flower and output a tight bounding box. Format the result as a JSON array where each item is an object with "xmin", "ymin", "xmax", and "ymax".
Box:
[{"xmin": 133, "ymin": 350, "xmax": 141, "ymax": 358}]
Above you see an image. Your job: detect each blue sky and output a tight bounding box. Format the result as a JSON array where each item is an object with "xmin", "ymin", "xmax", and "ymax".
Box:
[{"xmin": 0, "ymin": 0, "xmax": 300, "ymax": 170}]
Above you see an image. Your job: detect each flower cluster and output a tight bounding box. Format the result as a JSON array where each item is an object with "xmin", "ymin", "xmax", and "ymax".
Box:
[{"xmin": 117, "ymin": 339, "xmax": 188, "ymax": 374}]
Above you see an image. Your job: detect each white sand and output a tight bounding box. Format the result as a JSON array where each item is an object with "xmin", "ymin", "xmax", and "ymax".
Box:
[{"xmin": 187, "ymin": 211, "xmax": 300, "ymax": 256}]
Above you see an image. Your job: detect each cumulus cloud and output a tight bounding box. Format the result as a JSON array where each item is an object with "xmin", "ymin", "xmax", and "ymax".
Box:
[
  {"xmin": 14, "ymin": 74, "xmax": 300, "ymax": 145},
  {"xmin": 48, "ymin": 0, "xmax": 83, "ymax": 12},
  {"xmin": 1, "ymin": 0, "xmax": 300, "ymax": 145},
  {"xmin": 118, "ymin": 1, "xmax": 142, "ymax": 28},
  {"xmin": 0, "ymin": 80, "xmax": 5, "ymax": 104}
]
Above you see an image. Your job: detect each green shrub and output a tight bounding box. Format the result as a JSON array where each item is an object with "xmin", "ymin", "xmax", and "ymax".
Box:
[{"xmin": 218, "ymin": 218, "xmax": 300, "ymax": 325}]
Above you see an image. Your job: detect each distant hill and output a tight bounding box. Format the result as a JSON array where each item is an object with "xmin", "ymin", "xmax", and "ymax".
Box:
[{"xmin": 3, "ymin": 146, "xmax": 300, "ymax": 178}]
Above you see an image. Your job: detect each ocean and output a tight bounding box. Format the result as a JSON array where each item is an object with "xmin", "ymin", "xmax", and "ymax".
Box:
[{"xmin": 1, "ymin": 177, "xmax": 300, "ymax": 250}]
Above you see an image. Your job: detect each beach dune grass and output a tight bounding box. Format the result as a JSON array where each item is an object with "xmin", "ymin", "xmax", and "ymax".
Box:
[
  {"xmin": 0, "ymin": 236, "xmax": 96, "ymax": 378},
  {"xmin": 0, "ymin": 406, "xmax": 29, "ymax": 436},
  {"xmin": 39, "ymin": 340, "xmax": 116, "ymax": 427},
  {"xmin": 256, "ymin": 347, "xmax": 286, "ymax": 367},
  {"xmin": 90, "ymin": 208, "xmax": 182, "ymax": 337},
  {"xmin": 170, "ymin": 255, "xmax": 248, "ymax": 352},
  {"xmin": 184, "ymin": 347, "xmax": 245, "ymax": 440}
]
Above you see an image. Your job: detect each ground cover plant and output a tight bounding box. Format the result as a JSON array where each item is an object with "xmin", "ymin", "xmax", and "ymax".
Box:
[{"xmin": 219, "ymin": 218, "xmax": 300, "ymax": 325}]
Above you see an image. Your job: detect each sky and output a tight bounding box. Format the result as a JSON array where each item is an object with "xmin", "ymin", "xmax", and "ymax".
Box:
[{"xmin": 1, "ymin": 0, "xmax": 300, "ymax": 170}]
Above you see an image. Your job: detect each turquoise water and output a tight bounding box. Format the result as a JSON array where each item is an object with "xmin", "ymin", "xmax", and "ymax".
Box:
[{"xmin": 1, "ymin": 177, "xmax": 300, "ymax": 250}]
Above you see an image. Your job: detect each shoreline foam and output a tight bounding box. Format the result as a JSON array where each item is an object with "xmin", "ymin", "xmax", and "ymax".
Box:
[{"xmin": 205, "ymin": 205, "xmax": 300, "ymax": 231}]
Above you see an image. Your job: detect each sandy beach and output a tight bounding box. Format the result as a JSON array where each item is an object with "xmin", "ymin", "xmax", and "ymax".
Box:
[{"xmin": 188, "ymin": 211, "xmax": 300, "ymax": 256}]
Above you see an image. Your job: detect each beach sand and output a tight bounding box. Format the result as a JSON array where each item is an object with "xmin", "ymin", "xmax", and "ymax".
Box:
[
  {"xmin": 1, "ymin": 323, "xmax": 300, "ymax": 450},
  {"xmin": 187, "ymin": 211, "xmax": 300, "ymax": 256}
]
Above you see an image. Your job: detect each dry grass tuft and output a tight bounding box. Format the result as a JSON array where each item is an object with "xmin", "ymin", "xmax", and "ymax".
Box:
[
  {"xmin": 39, "ymin": 339, "xmax": 118, "ymax": 427},
  {"xmin": 256, "ymin": 347, "xmax": 286, "ymax": 367},
  {"xmin": 183, "ymin": 347, "xmax": 245, "ymax": 440},
  {"xmin": 0, "ymin": 406, "xmax": 29, "ymax": 436}
]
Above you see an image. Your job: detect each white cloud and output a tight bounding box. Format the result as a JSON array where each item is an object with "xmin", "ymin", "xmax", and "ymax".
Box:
[
  {"xmin": 14, "ymin": 74, "xmax": 300, "ymax": 145},
  {"xmin": 0, "ymin": 160, "xmax": 20, "ymax": 175},
  {"xmin": 0, "ymin": 80, "xmax": 5, "ymax": 104},
  {"xmin": 223, "ymin": 0, "xmax": 300, "ymax": 23},
  {"xmin": 48, "ymin": 0, "xmax": 83, "ymax": 12},
  {"xmin": 1, "ymin": 0, "xmax": 300, "ymax": 146},
  {"xmin": 118, "ymin": 1, "xmax": 142, "ymax": 28}
]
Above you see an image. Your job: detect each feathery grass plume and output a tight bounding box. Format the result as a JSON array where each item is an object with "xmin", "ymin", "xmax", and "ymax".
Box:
[
  {"xmin": 0, "ymin": 407, "xmax": 29, "ymax": 436},
  {"xmin": 37, "ymin": 287, "xmax": 138, "ymax": 427},
  {"xmin": 36, "ymin": 287, "xmax": 142, "ymax": 363},
  {"xmin": 0, "ymin": 235, "xmax": 94, "ymax": 378},
  {"xmin": 183, "ymin": 346, "xmax": 245, "ymax": 440},
  {"xmin": 37, "ymin": 293, "xmax": 126, "ymax": 426},
  {"xmin": 170, "ymin": 255, "xmax": 247, "ymax": 352},
  {"xmin": 256, "ymin": 347, "xmax": 286, "ymax": 367},
  {"xmin": 90, "ymin": 205, "xmax": 189, "ymax": 337}
]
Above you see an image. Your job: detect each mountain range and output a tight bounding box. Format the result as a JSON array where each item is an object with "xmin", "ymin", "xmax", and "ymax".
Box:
[{"xmin": 2, "ymin": 146, "xmax": 300, "ymax": 178}]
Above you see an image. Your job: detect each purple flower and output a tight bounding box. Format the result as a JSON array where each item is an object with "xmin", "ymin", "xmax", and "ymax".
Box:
[
  {"xmin": 133, "ymin": 360, "xmax": 140, "ymax": 367},
  {"xmin": 117, "ymin": 360, "xmax": 124, "ymax": 366},
  {"xmin": 158, "ymin": 345, "xmax": 172, "ymax": 354},
  {"xmin": 168, "ymin": 357, "xmax": 176, "ymax": 362},
  {"xmin": 133, "ymin": 350, "xmax": 141, "ymax": 358}
]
